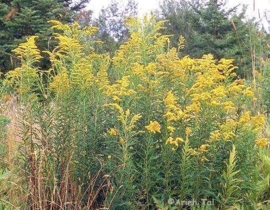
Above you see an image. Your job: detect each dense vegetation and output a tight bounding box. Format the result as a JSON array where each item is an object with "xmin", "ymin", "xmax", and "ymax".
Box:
[
  {"xmin": 1, "ymin": 0, "xmax": 270, "ymax": 209},
  {"xmin": 0, "ymin": 0, "xmax": 89, "ymax": 72}
]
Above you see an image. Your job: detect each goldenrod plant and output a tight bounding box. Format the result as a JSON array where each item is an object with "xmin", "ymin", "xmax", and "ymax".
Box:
[
  {"xmin": 219, "ymin": 145, "xmax": 242, "ymax": 208},
  {"xmin": 0, "ymin": 15, "xmax": 269, "ymax": 209}
]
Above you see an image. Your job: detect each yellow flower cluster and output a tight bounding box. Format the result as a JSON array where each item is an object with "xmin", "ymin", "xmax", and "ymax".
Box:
[
  {"xmin": 209, "ymin": 111, "xmax": 267, "ymax": 144},
  {"xmin": 255, "ymin": 138, "xmax": 268, "ymax": 148},
  {"xmin": 49, "ymin": 20, "xmax": 98, "ymax": 43},
  {"xmin": 5, "ymin": 36, "xmax": 40, "ymax": 95},
  {"xmin": 49, "ymin": 70, "xmax": 71, "ymax": 95},
  {"xmin": 12, "ymin": 36, "xmax": 42, "ymax": 63},
  {"xmin": 45, "ymin": 21, "xmax": 104, "ymax": 95},
  {"xmin": 108, "ymin": 128, "xmax": 118, "ymax": 136},
  {"xmin": 103, "ymin": 76, "xmax": 136, "ymax": 102},
  {"xmin": 199, "ymin": 144, "xmax": 209, "ymax": 152},
  {"xmin": 104, "ymin": 103, "xmax": 142, "ymax": 139},
  {"xmin": 6, "ymin": 17, "xmax": 267, "ymax": 162},
  {"xmin": 251, "ymin": 114, "xmax": 266, "ymax": 132},
  {"xmin": 163, "ymin": 91, "xmax": 184, "ymax": 122},
  {"xmin": 158, "ymin": 52, "xmax": 267, "ymax": 148},
  {"xmin": 208, "ymin": 113, "xmax": 266, "ymax": 143},
  {"xmin": 185, "ymin": 127, "xmax": 192, "ymax": 136},
  {"xmin": 145, "ymin": 121, "xmax": 161, "ymax": 133},
  {"xmin": 188, "ymin": 143, "xmax": 210, "ymax": 162},
  {"xmin": 166, "ymin": 137, "xmax": 184, "ymax": 148}
]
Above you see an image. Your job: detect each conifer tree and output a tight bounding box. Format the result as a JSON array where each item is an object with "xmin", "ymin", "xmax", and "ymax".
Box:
[
  {"xmin": 0, "ymin": 0, "xmax": 89, "ymax": 73},
  {"xmin": 158, "ymin": 0, "xmax": 254, "ymax": 77}
]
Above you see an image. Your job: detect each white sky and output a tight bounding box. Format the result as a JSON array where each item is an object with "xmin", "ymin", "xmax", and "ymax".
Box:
[
  {"xmin": 227, "ymin": 0, "xmax": 270, "ymax": 19},
  {"xmin": 86, "ymin": 0, "xmax": 161, "ymax": 17},
  {"xmin": 86, "ymin": 0, "xmax": 270, "ymax": 19}
]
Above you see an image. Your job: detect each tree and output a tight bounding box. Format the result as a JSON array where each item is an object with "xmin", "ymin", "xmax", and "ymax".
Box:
[
  {"xmin": 0, "ymin": 0, "xmax": 89, "ymax": 73},
  {"xmin": 158, "ymin": 0, "xmax": 255, "ymax": 77},
  {"xmin": 93, "ymin": 0, "xmax": 138, "ymax": 54},
  {"xmin": 157, "ymin": 0, "xmax": 192, "ymax": 54}
]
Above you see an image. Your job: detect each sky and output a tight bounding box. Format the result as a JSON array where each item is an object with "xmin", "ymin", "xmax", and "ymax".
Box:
[
  {"xmin": 86, "ymin": 0, "xmax": 270, "ymax": 19},
  {"xmin": 86, "ymin": 0, "xmax": 161, "ymax": 17},
  {"xmin": 227, "ymin": 0, "xmax": 270, "ymax": 19}
]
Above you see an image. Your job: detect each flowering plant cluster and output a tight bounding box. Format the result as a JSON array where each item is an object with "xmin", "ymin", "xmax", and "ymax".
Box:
[{"xmin": 0, "ymin": 16, "xmax": 269, "ymax": 209}]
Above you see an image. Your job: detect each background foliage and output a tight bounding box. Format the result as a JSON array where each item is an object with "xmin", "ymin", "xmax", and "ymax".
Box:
[{"xmin": 0, "ymin": 0, "xmax": 89, "ymax": 72}]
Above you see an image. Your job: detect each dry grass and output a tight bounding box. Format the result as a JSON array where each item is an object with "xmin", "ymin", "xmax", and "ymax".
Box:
[
  {"xmin": 1, "ymin": 95, "xmax": 21, "ymax": 166},
  {"xmin": 0, "ymin": 96, "xmax": 111, "ymax": 209}
]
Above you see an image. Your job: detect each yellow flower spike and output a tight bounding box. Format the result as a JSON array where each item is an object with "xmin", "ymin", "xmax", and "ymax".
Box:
[
  {"xmin": 199, "ymin": 144, "xmax": 209, "ymax": 152},
  {"xmin": 175, "ymin": 137, "xmax": 185, "ymax": 143},
  {"xmin": 108, "ymin": 128, "xmax": 118, "ymax": 136},
  {"xmin": 255, "ymin": 138, "xmax": 268, "ymax": 148},
  {"xmin": 163, "ymin": 111, "xmax": 177, "ymax": 121},
  {"xmin": 166, "ymin": 137, "xmax": 174, "ymax": 145},
  {"xmin": 119, "ymin": 137, "xmax": 126, "ymax": 144},
  {"xmin": 108, "ymin": 155, "xmax": 112, "ymax": 159},
  {"xmin": 251, "ymin": 114, "xmax": 266, "ymax": 131},
  {"xmin": 209, "ymin": 130, "xmax": 221, "ymax": 142},
  {"xmin": 210, "ymin": 86, "xmax": 226, "ymax": 97},
  {"xmin": 172, "ymin": 140, "xmax": 179, "ymax": 147},
  {"xmin": 185, "ymin": 127, "xmax": 192, "ymax": 136},
  {"xmin": 243, "ymin": 87, "xmax": 254, "ymax": 98},
  {"xmin": 137, "ymin": 84, "xmax": 144, "ymax": 90},
  {"xmin": 210, "ymin": 100, "xmax": 219, "ymax": 106},
  {"xmin": 222, "ymin": 101, "xmax": 235, "ymax": 111},
  {"xmin": 145, "ymin": 62, "xmax": 156, "ymax": 74},
  {"xmin": 125, "ymin": 109, "xmax": 130, "ymax": 116},
  {"xmin": 167, "ymin": 126, "xmax": 175, "ymax": 133},
  {"xmin": 223, "ymin": 131, "xmax": 237, "ymax": 141},
  {"xmin": 104, "ymin": 103, "xmax": 123, "ymax": 113},
  {"xmin": 112, "ymin": 95, "xmax": 121, "ymax": 102},
  {"xmin": 127, "ymin": 89, "xmax": 136, "ymax": 95},
  {"xmin": 225, "ymin": 119, "xmax": 238, "ymax": 128},
  {"xmin": 176, "ymin": 109, "xmax": 184, "ymax": 118},
  {"xmin": 102, "ymin": 76, "xmax": 136, "ymax": 99},
  {"xmin": 164, "ymin": 91, "xmax": 177, "ymax": 106},
  {"xmin": 12, "ymin": 36, "xmax": 42, "ymax": 62},
  {"xmin": 128, "ymin": 114, "xmax": 142, "ymax": 131},
  {"xmin": 239, "ymin": 111, "xmax": 251, "ymax": 124},
  {"xmin": 49, "ymin": 70, "xmax": 70, "ymax": 94},
  {"xmin": 130, "ymin": 114, "xmax": 142, "ymax": 125},
  {"xmin": 188, "ymin": 148, "xmax": 199, "ymax": 156},
  {"xmin": 186, "ymin": 102, "xmax": 201, "ymax": 114},
  {"xmin": 145, "ymin": 121, "xmax": 161, "ymax": 133},
  {"xmin": 96, "ymin": 64, "xmax": 110, "ymax": 87}
]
